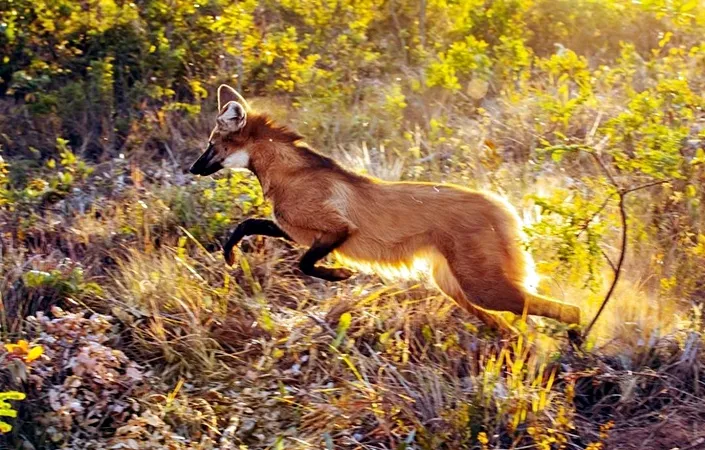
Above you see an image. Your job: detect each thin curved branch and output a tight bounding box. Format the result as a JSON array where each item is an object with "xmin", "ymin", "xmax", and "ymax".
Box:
[
  {"xmin": 622, "ymin": 179, "xmax": 671, "ymax": 195},
  {"xmin": 583, "ymin": 193, "xmax": 627, "ymax": 339},
  {"xmin": 575, "ymin": 135, "xmax": 673, "ymax": 341},
  {"xmin": 600, "ymin": 248, "xmax": 617, "ymax": 273},
  {"xmin": 589, "ymin": 151, "xmax": 618, "ymax": 186},
  {"xmin": 576, "ymin": 193, "xmax": 616, "ymax": 239},
  {"xmin": 581, "ymin": 179, "xmax": 671, "ymax": 340}
]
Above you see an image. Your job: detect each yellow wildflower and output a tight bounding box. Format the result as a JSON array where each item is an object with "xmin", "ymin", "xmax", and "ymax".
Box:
[{"xmin": 4, "ymin": 340, "xmax": 44, "ymax": 363}]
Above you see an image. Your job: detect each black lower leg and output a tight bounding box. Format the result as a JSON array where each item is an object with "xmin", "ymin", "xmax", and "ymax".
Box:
[
  {"xmin": 299, "ymin": 232, "xmax": 352, "ymax": 282},
  {"xmin": 567, "ymin": 328, "xmax": 584, "ymax": 348},
  {"xmin": 224, "ymin": 218, "xmax": 292, "ymax": 265}
]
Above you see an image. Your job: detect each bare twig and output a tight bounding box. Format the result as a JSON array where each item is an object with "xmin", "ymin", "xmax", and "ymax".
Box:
[
  {"xmin": 306, "ymin": 313, "xmax": 338, "ymax": 339},
  {"xmin": 600, "ymin": 248, "xmax": 617, "ymax": 273},
  {"xmin": 575, "ymin": 144, "xmax": 674, "ymax": 342},
  {"xmin": 582, "ymin": 178, "xmax": 671, "ymax": 340},
  {"xmin": 576, "ymin": 193, "xmax": 616, "ymax": 239},
  {"xmin": 622, "ymin": 179, "xmax": 671, "ymax": 194},
  {"xmin": 583, "ymin": 193, "xmax": 627, "ymax": 339},
  {"xmin": 389, "ymin": 0, "xmax": 408, "ymax": 65},
  {"xmin": 419, "ymin": 0, "xmax": 426, "ymax": 50},
  {"xmin": 586, "ymin": 112, "xmax": 604, "ymax": 145},
  {"xmin": 163, "ymin": 142, "xmax": 179, "ymax": 168},
  {"xmin": 589, "ymin": 152, "xmax": 618, "ymax": 187}
]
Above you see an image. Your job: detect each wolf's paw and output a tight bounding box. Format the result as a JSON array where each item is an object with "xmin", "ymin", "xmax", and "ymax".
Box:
[{"xmin": 324, "ymin": 267, "xmax": 354, "ymax": 281}]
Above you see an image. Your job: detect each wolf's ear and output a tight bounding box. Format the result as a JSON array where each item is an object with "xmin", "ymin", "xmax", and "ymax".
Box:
[
  {"xmin": 217, "ymin": 84, "xmax": 250, "ymax": 112},
  {"xmin": 217, "ymin": 101, "xmax": 247, "ymax": 132}
]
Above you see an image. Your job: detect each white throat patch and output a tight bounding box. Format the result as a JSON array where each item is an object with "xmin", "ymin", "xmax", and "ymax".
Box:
[{"xmin": 222, "ymin": 150, "xmax": 250, "ymax": 169}]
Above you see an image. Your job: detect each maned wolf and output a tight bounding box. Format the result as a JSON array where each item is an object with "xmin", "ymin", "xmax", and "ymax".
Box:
[{"xmin": 189, "ymin": 85, "xmax": 581, "ymax": 332}]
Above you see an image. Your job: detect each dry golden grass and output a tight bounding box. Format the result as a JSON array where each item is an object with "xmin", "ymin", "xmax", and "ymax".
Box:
[
  {"xmin": 2, "ymin": 78, "xmax": 705, "ymax": 449},
  {"xmin": 68, "ymin": 208, "xmax": 696, "ymax": 448}
]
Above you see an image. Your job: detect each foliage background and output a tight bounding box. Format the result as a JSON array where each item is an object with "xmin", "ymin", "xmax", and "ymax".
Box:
[{"xmin": 1, "ymin": 0, "xmax": 705, "ymax": 449}]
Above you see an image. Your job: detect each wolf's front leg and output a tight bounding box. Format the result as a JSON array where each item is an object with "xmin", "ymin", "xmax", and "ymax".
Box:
[{"xmin": 224, "ymin": 218, "xmax": 293, "ymax": 266}]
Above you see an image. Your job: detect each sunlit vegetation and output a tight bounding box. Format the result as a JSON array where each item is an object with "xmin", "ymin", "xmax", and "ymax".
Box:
[{"xmin": 1, "ymin": 0, "xmax": 705, "ymax": 448}]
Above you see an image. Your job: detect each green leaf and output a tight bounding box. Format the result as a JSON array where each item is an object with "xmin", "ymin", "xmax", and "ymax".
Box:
[
  {"xmin": 0, "ymin": 420, "xmax": 12, "ymax": 433},
  {"xmin": 686, "ymin": 184, "xmax": 697, "ymax": 198},
  {"xmin": 551, "ymin": 150, "xmax": 564, "ymax": 162},
  {"xmin": 693, "ymin": 148, "xmax": 705, "ymax": 165},
  {"xmin": 272, "ymin": 437, "xmax": 285, "ymax": 450},
  {"xmin": 0, "ymin": 409, "xmax": 18, "ymax": 418},
  {"xmin": 332, "ymin": 312, "xmax": 352, "ymax": 348},
  {"xmin": 422, "ymin": 324, "xmax": 433, "ymax": 343}
]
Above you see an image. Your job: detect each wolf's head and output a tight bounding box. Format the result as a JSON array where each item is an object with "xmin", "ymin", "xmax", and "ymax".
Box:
[
  {"xmin": 189, "ymin": 84, "xmax": 252, "ymax": 176},
  {"xmin": 189, "ymin": 84, "xmax": 305, "ymax": 177}
]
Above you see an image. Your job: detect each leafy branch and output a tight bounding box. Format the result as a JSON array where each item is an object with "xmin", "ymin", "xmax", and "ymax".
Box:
[{"xmin": 542, "ymin": 140, "xmax": 674, "ymax": 342}]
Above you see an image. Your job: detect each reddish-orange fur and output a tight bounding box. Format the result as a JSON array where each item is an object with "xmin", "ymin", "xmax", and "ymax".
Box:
[{"xmin": 194, "ymin": 89, "xmax": 581, "ymax": 330}]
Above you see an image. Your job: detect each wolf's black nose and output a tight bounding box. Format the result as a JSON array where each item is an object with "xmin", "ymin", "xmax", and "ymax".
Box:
[{"xmin": 188, "ymin": 159, "xmax": 201, "ymax": 175}]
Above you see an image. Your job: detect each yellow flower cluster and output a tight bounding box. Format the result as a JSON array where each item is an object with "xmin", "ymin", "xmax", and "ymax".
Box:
[
  {"xmin": 4, "ymin": 340, "xmax": 44, "ymax": 363},
  {"xmin": 0, "ymin": 391, "xmax": 26, "ymax": 433}
]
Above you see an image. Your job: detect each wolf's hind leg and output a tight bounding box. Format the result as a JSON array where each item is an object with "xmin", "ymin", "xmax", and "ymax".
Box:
[
  {"xmin": 457, "ymin": 273, "xmax": 580, "ymax": 326},
  {"xmin": 430, "ymin": 256, "xmax": 515, "ymax": 333},
  {"xmin": 299, "ymin": 231, "xmax": 353, "ymax": 282},
  {"xmin": 450, "ymin": 263, "xmax": 581, "ymax": 326},
  {"xmin": 523, "ymin": 292, "xmax": 581, "ymax": 325}
]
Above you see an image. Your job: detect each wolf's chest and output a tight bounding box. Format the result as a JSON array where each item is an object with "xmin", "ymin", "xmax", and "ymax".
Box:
[{"xmin": 272, "ymin": 210, "xmax": 319, "ymax": 246}]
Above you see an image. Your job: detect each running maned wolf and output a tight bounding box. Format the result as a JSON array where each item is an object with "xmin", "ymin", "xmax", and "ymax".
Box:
[{"xmin": 189, "ymin": 85, "xmax": 581, "ymax": 331}]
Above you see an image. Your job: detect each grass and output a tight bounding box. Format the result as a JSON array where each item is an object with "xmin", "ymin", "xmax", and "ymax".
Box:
[
  {"xmin": 2, "ymin": 64, "xmax": 705, "ymax": 450},
  {"xmin": 0, "ymin": 138, "xmax": 703, "ymax": 448},
  {"xmin": 92, "ymin": 231, "xmax": 699, "ymax": 448}
]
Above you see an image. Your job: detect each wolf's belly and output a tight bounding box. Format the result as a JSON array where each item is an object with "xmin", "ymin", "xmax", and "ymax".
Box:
[{"xmin": 335, "ymin": 238, "xmax": 439, "ymax": 281}]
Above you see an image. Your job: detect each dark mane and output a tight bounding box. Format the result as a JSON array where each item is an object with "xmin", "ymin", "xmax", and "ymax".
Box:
[
  {"xmin": 293, "ymin": 143, "xmax": 370, "ymax": 184},
  {"xmin": 293, "ymin": 144, "xmax": 339, "ymax": 170},
  {"xmin": 245, "ymin": 114, "xmax": 304, "ymax": 144},
  {"xmin": 244, "ymin": 113, "xmax": 369, "ymax": 183}
]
